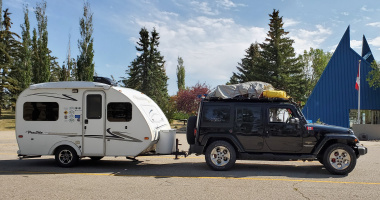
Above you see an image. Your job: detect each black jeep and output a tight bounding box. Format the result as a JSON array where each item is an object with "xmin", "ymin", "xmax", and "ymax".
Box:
[{"xmin": 187, "ymin": 98, "xmax": 367, "ymax": 175}]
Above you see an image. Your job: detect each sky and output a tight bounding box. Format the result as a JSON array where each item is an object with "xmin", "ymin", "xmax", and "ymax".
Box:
[{"xmin": 3, "ymin": 0, "xmax": 380, "ymax": 95}]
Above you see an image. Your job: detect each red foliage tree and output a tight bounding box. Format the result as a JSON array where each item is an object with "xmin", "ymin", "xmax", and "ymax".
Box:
[{"xmin": 176, "ymin": 82, "xmax": 210, "ymax": 115}]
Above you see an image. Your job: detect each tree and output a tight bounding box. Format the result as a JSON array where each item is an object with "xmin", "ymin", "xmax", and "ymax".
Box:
[
  {"xmin": 229, "ymin": 42, "xmax": 265, "ymax": 84},
  {"xmin": 367, "ymin": 61, "xmax": 380, "ymax": 89},
  {"xmin": 0, "ymin": 9, "xmax": 21, "ymax": 115},
  {"xmin": 176, "ymin": 82, "xmax": 210, "ymax": 115},
  {"xmin": 61, "ymin": 34, "xmax": 76, "ymax": 81},
  {"xmin": 125, "ymin": 27, "xmax": 169, "ymax": 111},
  {"xmin": 31, "ymin": 0, "xmax": 50, "ymax": 83},
  {"xmin": 300, "ymin": 48, "xmax": 332, "ymax": 99},
  {"xmin": 176, "ymin": 56, "xmax": 185, "ymax": 90},
  {"xmin": 259, "ymin": 9, "xmax": 306, "ymax": 102},
  {"xmin": 77, "ymin": 1, "xmax": 94, "ymax": 81},
  {"xmin": 18, "ymin": 4, "xmax": 32, "ymax": 90}
]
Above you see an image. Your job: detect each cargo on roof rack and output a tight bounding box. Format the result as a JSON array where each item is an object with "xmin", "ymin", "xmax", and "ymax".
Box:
[{"xmin": 207, "ymin": 81, "xmax": 289, "ymax": 100}]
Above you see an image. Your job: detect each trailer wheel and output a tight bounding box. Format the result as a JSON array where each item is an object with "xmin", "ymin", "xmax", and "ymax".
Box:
[
  {"xmin": 55, "ymin": 146, "xmax": 79, "ymax": 167},
  {"xmin": 90, "ymin": 156, "xmax": 104, "ymax": 161},
  {"xmin": 186, "ymin": 116, "xmax": 197, "ymax": 145},
  {"xmin": 205, "ymin": 140, "xmax": 236, "ymax": 171},
  {"xmin": 323, "ymin": 143, "xmax": 356, "ymax": 175}
]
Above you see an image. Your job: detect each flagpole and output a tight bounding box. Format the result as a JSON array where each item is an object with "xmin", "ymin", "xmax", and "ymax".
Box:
[{"xmin": 357, "ymin": 60, "xmax": 361, "ymax": 124}]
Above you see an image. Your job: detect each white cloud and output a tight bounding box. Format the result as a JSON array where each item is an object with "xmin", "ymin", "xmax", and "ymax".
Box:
[
  {"xmin": 350, "ymin": 40, "xmax": 362, "ymax": 49},
  {"xmin": 283, "ymin": 18, "xmax": 300, "ymax": 28},
  {"xmin": 217, "ymin": 0, "xmax": 246, "ymax": 9},
  {"xmin": 367, "ymin": 22, "xmax": 380, "ymax": 27},
  {"xmin": 341, "ymin": 12, "xmax": 349, "ymax": 16},
  {"xmin": 288, "ymin": 25, "xmax": 332, "ymax": 54},
  {"xmin": 361, "ymin": 5, "xmax": 374, "ymax": 12},
  {"xmin": 190, "ymin": 1, "xmax": 219, "ymax": 15},
  {"xmin": 132, "ymin": 15, "xmax": 266, "ymax": 94},
  {"xmin": 369, "ymin": 36, "xmax": 380, "ymax": 47}
]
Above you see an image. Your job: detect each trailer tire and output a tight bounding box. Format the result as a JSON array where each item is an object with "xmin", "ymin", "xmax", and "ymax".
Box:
[
  {"xmin": 186, "ymin": 116, "xmax": 197, "ymax": 145},
  {"xmin": 55, "ymin": 146, "xmax": 79, "ymax": 168}
]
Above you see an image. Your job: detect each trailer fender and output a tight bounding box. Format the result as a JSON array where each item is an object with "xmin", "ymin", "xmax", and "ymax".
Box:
[{"xmin": 48, "ymin": 141, "xmax": 82, "ymax": 156}]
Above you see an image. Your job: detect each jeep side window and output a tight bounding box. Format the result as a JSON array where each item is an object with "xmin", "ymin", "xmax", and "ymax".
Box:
[
  {"xmin": 236, "ymin": 107, "xmax": 262, "ymax": 134},
  {"xmin": 202, "ymin": 105, "xmax": 230, "ymax": 123},
  {"xmin": 269, "ymin": 107, "xmax": 292, "ymax": 123}
]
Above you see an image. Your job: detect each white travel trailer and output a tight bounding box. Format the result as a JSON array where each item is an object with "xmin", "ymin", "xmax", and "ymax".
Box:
[{"xmin": 16, "ymin": 82, "xmax": 180, "ymax": 167}]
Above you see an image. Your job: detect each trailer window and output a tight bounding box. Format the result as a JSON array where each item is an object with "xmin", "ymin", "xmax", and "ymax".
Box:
[
  {"xmin": 107, "ymin": 103, "xmax": 132, "ymax": 122},
  {"xmin": 23, "ymin": 102, "xmax": 59, "ymax": 121},
  {"xmin": 87, "ymin": 94, "xmax": 102, "ymax": 119}
]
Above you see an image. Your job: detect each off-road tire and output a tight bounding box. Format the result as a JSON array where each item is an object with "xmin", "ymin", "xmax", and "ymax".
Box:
[
  {"xmin": 323, "ymin": 143, "xmax": 356, "ymax": 175},
  {"xmin": 186, "ymin": 116, "xmax": 197, "ymax": 145},
  {"xmin": 55, "ymin": 146, "xmax": 79, "ymax": 168},
  {"xmin": 205, "ymin": 140, "xmax": 236, "ymax": 171}
]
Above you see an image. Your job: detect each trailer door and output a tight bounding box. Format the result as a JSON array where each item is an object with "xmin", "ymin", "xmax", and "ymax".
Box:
[{"xmin": 83, "ymin": 91, "xmax": 105, "ymax": 156}]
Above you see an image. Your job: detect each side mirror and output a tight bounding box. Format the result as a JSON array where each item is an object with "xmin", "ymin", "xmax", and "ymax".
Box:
[{"xmin": 290, "ymin": 117, "xmax": 299, "ymax": 124}]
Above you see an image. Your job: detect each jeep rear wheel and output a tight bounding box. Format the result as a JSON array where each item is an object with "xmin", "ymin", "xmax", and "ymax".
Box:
[
  {"xmin": 205, "ymin": 140, "xmax": 236, "ymax": 171},
  {"xmin": 323, "ymin": 143, "xmax": 356, "ymax": 175},
  {"xmin": 186, "ymin": 116, "xmax": 197, "ymax": 145}
]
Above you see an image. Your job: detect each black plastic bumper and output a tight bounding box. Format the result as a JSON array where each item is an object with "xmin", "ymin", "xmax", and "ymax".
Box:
[{"xmin": 356, "ymin": 145, "xmax": 368, "ymax": 155}]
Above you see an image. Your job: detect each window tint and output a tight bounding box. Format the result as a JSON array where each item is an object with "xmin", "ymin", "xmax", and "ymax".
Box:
[
  {"xmin": 269, "ymin": 107, "xmax": 293, "ymax": 123},
  {"xmin": 23, "ymin": 102, "xmax": 59, "ymax": 121},
  {"xmin": 87, "ymin": 94, "xmax": 102, "ymax": 119},
  {"xmin": 107, "ymin": 103, "xmax": 132, "ymax": 122},
  {"xmin": 202, "ymin": 105, "xmax": 230, "ymax": 123},
  {"xmin": 236, "ymin": 106, "xmax": 262, "ymax": 134}
]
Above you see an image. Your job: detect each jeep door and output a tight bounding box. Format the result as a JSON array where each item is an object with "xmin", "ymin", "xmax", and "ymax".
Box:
[
  {"xmin": 234, "ymin": 104, "xmax": 264, "ymax": 151},
  {"xmin": 264, "ymin": 105, "xmax": 303, "ymax": 152}
]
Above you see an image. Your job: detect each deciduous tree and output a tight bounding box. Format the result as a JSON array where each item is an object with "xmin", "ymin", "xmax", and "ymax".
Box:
[{"xmin": 77, "ymin": 1, "xmax": 94, "ymax": 81}]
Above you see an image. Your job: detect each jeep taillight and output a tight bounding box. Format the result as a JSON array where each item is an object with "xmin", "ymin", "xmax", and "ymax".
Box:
[{"xmin": 194, "ymin": 128, "xmax": 197, "ymax": 136}]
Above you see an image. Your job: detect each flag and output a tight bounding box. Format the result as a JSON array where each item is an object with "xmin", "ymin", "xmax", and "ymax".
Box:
[{"xmin": 355, "ymin": 64, "xmax": 360, "ymax": 90}]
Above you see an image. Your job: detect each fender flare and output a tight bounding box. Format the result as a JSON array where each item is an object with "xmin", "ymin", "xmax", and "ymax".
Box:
[
  {"xmin": 313, "ymin": 134, "xmax": 357, "ymax": 155},
  {"xmin": 201, "ymin": 134, "xmax": 245, "ymax": 153},
  {"xmin": 48, "ymin": 140, "xmax": 82, "ymax": 156}
]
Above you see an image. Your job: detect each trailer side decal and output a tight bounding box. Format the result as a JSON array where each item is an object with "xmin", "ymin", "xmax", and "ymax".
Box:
[
  {"xmin": 106, "ymin": 128, "xmax": 142, "ymax": 142},
  {"xmin": 26, "ymin": 93, "xmax": 78, "ymax": 101}
]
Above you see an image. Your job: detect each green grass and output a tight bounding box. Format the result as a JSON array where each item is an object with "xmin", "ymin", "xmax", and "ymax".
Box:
[{"xmin": 0, "ymin": 110, "xmax": 15, "ymax": 131}]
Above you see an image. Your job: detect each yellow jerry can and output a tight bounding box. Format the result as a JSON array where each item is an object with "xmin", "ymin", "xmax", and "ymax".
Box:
[{"xmin": 262, "ymin": 90, "xmax": 288, "ymax": 99}]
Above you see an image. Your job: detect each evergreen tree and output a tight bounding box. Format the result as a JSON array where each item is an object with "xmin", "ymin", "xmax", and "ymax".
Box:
[
  {"xmin": 125, "ymin": 27, "xmax": 169, "ymax": 111},
  {"xmin": 77, "ymin": 1, "xmax": 94, "ymax": 81},
  {"xmin": 149, "ymin": 28, "xmax": 169, "ymax": 109},
  {"xmin": 0, "ymin": 9, "xmax": 21, "ymax": 115},
  {"xmin": 176, "ymin": 56, "xmax": 185, "ymax": 90},
  {"xmin": 229, "ymin": 42, "xmax": 265, "ymax": 84},
  {"xmin": 31, "ymin": 0, "xmax": 50, "ymax": 83},
  {"xmin": 260, "ymin": 9, "xmax": 306, "ymax": 102}
]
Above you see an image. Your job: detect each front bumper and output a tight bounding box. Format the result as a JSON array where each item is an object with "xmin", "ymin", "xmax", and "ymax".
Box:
[{"xmin": 356, "ymin": 144, "xmax": 368, "ymax": 156}]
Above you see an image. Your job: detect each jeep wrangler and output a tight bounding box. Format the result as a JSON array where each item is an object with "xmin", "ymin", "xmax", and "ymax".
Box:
[{"xmin": 187, "ymin": 98, "xmax": 367, "ymax": 175}]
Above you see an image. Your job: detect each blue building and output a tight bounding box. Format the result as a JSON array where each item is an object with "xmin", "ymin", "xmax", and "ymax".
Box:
[{"xmin": 302, "ymin": 26, "xmax": 380, "ymax": 128}]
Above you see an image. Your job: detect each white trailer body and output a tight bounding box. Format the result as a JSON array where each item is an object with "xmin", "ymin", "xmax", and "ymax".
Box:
[{"xmin": 16, "ymin": 82, "xmax": 176, "ymax": 166}]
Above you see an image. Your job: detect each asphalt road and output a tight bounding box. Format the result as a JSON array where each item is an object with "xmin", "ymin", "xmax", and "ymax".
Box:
[{"xmin": 1, "ymin": 130, "xmax": 380, "ymax": 199}]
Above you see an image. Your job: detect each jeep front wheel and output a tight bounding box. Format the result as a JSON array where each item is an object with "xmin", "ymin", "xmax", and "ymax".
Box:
[
  {"xmin": 323, "ymin": 143, "xmax": 356, "ymax": 175},
  {"xmin": 205, "ymin": 140, "xmax": 236, "ymax": 171}
]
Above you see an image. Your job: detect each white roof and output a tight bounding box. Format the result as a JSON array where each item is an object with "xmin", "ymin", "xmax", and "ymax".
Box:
[{"xmin": 29, "ymin": 81, "xmax": 111, "ymax": 90}]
